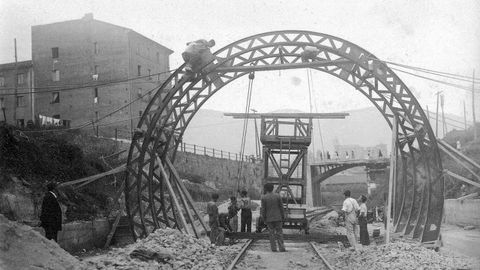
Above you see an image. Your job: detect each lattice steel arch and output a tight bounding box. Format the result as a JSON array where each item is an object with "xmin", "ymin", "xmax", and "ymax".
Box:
[{"xmin": 125, "ymin": 30, "xmax": 443, "ymax": 243}]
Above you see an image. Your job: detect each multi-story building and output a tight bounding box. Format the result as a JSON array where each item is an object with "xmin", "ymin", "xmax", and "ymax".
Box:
[
  {"xmin": 31, "ymin": 13, "xmax": 173, "ymax": 136},
  {"xmin": 0, "ymin": 60, "xmax": 34, "ymax": 127}
]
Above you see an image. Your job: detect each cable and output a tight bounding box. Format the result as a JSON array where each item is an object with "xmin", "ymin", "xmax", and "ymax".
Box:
[
  {"xmin": 0, "ymin": 69, "xmax": 175, "ymax": 96},
  {"xmin": 368, "ymin": 57, "xmax": 480, "ymax": 83},
  {"xmin": 236, "ymin": 72, "xmax": 255, "ymax": 191},
  {"xmin": 23, "ymin": 82, "xmax": 162, "ymax": 133},
  {"xmin": 391, "ymin": 67, "xmax": 479, "ymax": 92}
]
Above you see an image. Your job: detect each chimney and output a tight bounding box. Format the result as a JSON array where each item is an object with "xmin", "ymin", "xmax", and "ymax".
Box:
[{"xmin": 83, "ymin": 13, "xmax": 94, "ymax": 20}]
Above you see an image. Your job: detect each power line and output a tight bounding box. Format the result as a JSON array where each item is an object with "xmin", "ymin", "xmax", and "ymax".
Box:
[
  {"xmin": 390, "ymin": 67, "xmax": 480, "ymax": 92},
  {"xmin": 368, "ymin": 57, "xmax": 480, "ymax": 83},
  {"xmin": 0, "ymin": 69, "xmax": 175, "ymax": 96}
]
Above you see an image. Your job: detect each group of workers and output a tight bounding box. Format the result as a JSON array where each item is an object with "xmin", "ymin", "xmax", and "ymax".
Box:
[
  {"xmin": 207, "ymin": 183, "xmax": 287, "ymax": 252},
  {"xmin": 342, "ymin": 190, "xmax": 370, "ymax": 249},
  {"xmin": 207, "ymin": 190, "xmax": 254, "ymax": 245}
]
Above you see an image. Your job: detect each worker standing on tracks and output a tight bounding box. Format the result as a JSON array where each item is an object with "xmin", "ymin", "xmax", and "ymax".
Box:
[
  {"xmin": 341, "ymin": 190, "xmax": 360, "ymax": 250},
  {"xmin": 239, "ymin": 190, "xmax": 252, "ymax": 232},
  {"xmin": 207, "ymin": 193, "xmax": 220, "ymax": 245},
  {"xmin": 261, "ymin": 183, "xmax": 286, "ymax": 252}
]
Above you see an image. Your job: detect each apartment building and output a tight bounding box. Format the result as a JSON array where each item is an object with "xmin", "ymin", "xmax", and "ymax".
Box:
[{"xmin": 31, "ymin": 13, "xmax": 173, "ymax": 136}]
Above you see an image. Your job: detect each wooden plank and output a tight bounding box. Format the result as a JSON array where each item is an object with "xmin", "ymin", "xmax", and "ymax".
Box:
[
  {"xmin": 229, "ymin": 232, "xmax": 348, "ymax": 243},
  {"xmin": 57, "ymin": 164, "xmax": 126, "ymax": 188},
  {"xmin": 224, "ymin": 112, "xmax": 349, "ymax": 119},
  {"xmin": 165, "ymin": 158, "xmax": 209, "ymax": 233},
  {"xmin": 445, "ymin": 170, "xmax": 480, "ymax": 188},
  {"xmin": 104, "ymin": 212, "xmax": 122, "ymax": 248},
  {"xmin": 156, "ymin": 157, "xmax": 190, "ymax": 235}
]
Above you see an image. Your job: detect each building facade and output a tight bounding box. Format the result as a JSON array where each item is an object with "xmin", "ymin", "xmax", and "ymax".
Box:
[
  {"xmin": 0, "ymin": 60, "xmax": 34, "ymax": 127},
  {"xmin": 31, "ymin": 13, "xmax": 173, "ymax": 137}
]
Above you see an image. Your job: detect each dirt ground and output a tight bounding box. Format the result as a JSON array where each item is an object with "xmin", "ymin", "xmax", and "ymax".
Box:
[{"xmin": 440, "ymin": 223, "xmax": 480, "ymax": 259}]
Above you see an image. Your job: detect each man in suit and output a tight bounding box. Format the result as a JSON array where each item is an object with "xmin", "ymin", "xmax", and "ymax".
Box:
[
  {"xmin": 40, "ymin": 182, "xmax": 62, "ymax": 242},
  {"xmin": 261, "ymin": 183, "xmax": 286, "ymax": 252}
]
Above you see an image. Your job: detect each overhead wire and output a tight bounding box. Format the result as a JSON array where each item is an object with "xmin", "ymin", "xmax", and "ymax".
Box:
[
  {"xmin": 368, "ymin": 57, "xmax": 480, "ymax": 83},
  {"xmin": 0, "ymin": 69, "xmax": 176, "ymax": 96}
]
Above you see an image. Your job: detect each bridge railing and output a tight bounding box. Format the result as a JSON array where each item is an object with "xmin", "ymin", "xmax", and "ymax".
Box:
[{"xmin": 178, "ymin": 142, "xmax": 254, "ymax": 162}]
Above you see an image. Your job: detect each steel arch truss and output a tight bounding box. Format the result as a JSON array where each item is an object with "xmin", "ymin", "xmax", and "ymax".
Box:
[{"xmin": 125, "ymin": 30, "xmax": 443, "ymax": 243}]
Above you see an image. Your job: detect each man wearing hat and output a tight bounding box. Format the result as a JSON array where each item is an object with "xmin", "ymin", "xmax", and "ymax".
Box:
[{"xmin": 40, "ymin": 182, "xmax": 62, "ymax": 242}]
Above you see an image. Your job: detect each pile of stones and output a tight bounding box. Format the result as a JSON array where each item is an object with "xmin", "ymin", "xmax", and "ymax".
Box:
[
  {"xmin": 81, "ymin": 228, "xmax": 243, "ymax": 269},
  {"xmin": 318, "ymin": 240, "xmax": 479, "ymax": 270}
]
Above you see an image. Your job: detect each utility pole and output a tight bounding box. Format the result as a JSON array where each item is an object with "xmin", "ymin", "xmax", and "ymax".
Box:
[
  {"xmin": 441, "ymin": 94, "xmax": 446, "ymax": 137},
  {"xmin": 386, "ymin": 116, "xmax": 398, "ymax": 244},
  {"xmin": 435, "ymin": 91, "xmax": 442, "ymax": 137},
  {"xmin": 13, "ymin": 38, "xmax": 18, "ymax": 125},
  {"xmin": 464, "ymin": 101, "xmax": 467, "ymax": 132},
  {"xmin": 426, "ymin": 105, "xmax": 430, "ymax": 122},
  {"xmin": 472, "ymin": 70, "xmax": 477, "ymax": 141}
]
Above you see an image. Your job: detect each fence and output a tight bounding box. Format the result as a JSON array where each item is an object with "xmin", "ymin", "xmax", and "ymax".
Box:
[{"xmin": 178, "ymin": 142, "xmax": 255, "ymax": 162}]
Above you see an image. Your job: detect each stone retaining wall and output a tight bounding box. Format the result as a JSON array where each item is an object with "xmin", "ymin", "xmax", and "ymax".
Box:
[{"xmin": 444, "ymin": 199, "xmax": 480, "ymax": 226}]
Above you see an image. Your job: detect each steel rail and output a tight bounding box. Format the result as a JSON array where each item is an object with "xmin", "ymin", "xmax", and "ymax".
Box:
[
  {"xmin": 226, "ymin": 239, "xmax": 254, "ymax": 270},
  {"xmin": 309, "ymin": 242, "xmax": 335, "ymax": 270}
]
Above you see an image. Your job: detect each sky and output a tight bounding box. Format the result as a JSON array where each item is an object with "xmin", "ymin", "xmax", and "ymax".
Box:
[{"xmin": 1, "ymin": 0, "xmax": 479, "ymax": 119}]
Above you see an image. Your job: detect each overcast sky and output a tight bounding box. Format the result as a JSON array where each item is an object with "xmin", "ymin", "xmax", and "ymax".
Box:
[{"xmin": 1, "ymin": 0, "xmax": 479, "ymax": 118}]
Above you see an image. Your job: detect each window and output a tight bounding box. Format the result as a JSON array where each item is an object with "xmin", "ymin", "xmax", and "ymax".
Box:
[
  {"xmin": 137, "ymin": 65, "xmax": 141, "ymax": 76},
  {"xmin": 0, "ymin": 97, "xmax": 4, "ymax": 109},
  {"xmin": 94, "ymin": 65, "xmax": 99, "ymax": 74},
  {"xmin": 52, "ymin": 70, "xmax": 60, "ymax": 81},
  {"xmin": 139, "ymin": 110, "xmax": 143, "ymax": 117},
  {"xmin": 17, "ymin": 73, "xmax": 25, "ymax": 85},
  {"xmin": 0, "ymin": 76, "xmax": 5, "ymax": 87},
  {"xmin": 94, "ymin": 42, "xmax": 98, "ymax": 54},
  {"xmin": 16, "ymin": 96, "xmax": 25, "ymax": 107},
  {"xmin": 95, "ymin": 111, "xmax": 99, "ymax": 121},
  {"xmin": 156, "ymin": 52, "xmax": 160, "ymax": 63},
  {"xmin": 94, "ymin": 87, "xmax": 98, "ymax": 103},
  {"xmin": 17, "ymin": 119, "xmax": 24, "ymax": 127},
  {"xmin": 148, "ymin": 69, "xmax": 151, "ymax": 80},
  {"xmin": 52, "ymin": 92, "xmax": 60, "ymax": 103},
  {"xmin": 52, "ymin": 47, "xmax": 59, "ymax": 58}
]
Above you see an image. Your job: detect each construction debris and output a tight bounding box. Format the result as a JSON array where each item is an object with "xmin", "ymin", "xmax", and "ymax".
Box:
[
  {"xmin": 0, "ymin": 214, "xmax": 80, "ymax": 270},
  {"xmin": 315, "ymin": 240, "xmax": 479, "ymax": 270},
  {"xmin": 81, "ymin": 227, "xmax": 244, "ymax": 269}
]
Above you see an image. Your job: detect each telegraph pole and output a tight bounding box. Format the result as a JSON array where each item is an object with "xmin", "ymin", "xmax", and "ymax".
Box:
[
  {"xmin": 435, "ymin": 91, "xmax": 442, "ymax": 136},
  {"xmin": 13, "ymin": 38, "xmax": 18, "ymax": 125},
  {"xmin": 472, "ymin": 70, "xmax": 477, "ymax": 141},
  {"xmin": 441, "ymin": 94, "xmax": 446, "ymax": 137}
]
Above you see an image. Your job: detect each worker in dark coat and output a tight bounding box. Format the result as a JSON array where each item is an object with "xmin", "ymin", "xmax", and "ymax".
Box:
[
  {"xmin": 261, "ymin": 183, "xmax": 285, "ymax": 252},
  {"xmin": 40, "ymin": 182, "xmax": 62, "ymax": 242}
]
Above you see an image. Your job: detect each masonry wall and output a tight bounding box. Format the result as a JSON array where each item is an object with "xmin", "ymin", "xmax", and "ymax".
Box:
[
  {"xmin": 31, "ymin": 15, "xmax": 172, "ymax": 137},
  {"xmin": 174, "ymin": 151, "xmax": 263, "ymax": 199},
  {"xmin": 444, "ymin": 199, "xmax": 480, "ymax": 226}
]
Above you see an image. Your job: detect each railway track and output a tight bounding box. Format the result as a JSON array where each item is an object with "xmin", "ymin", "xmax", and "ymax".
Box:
[{"xmin": 227, "ymin": 239, "xmax": 334, "ymax": 270}]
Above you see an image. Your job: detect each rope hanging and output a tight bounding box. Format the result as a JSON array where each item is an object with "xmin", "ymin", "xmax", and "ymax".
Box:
[
  {"xmin": 306, "ymin": 69, "xmax": 325, "ymax": 161},
  {"xmin": 236, "ymin": 70, "xmax": 255, "ymax": 192}
]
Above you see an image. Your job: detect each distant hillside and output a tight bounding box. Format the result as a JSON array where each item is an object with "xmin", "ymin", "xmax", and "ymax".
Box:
[{"xmin": 182, "ymin": 107, "xmax": 465, "ymax": 156}]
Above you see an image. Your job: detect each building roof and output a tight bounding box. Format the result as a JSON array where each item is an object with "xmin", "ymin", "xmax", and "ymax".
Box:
[
  {"xmin": 32, "ymin": 13, "xmax": 173, "ymax": 54},
  {"xmin": 0, "ymin": 60, "xmax": 33, "ymax": 71}
]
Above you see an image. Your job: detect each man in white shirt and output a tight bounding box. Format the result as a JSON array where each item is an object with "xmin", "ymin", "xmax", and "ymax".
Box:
[{"xmin": 341, "ymin": 190, "xmax": 360, "ymax": 250}]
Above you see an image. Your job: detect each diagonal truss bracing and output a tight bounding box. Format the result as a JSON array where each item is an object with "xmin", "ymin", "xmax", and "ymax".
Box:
[{"xmin": 125, "ymin": 30, "xmax": 443, "ymax": 243}]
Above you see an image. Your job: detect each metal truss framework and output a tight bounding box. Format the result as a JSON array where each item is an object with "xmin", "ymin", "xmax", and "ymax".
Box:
[{"xmin": 125, "ymin": 30, "xmax": 443, "ymax": 243}]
